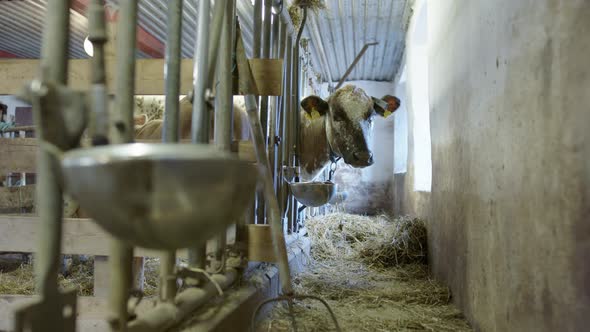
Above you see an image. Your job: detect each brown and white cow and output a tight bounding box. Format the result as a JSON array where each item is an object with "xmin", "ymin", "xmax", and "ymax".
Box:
[
  {"xmin": 299, "ymin": 85, "xmax": 400, "ymax": 180},
  {"xmin": 134, "ymin": 85, "xmax": 400, "ymax": 180},
  {"xmin": 135, "ymin": 96, "xmax": 250, "ymax": 141}
]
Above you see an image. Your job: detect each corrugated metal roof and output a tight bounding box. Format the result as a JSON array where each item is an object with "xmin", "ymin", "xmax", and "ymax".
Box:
[
  {"xmin": 302, "ymin": 0, "xmax": 411, "ymax": 83},
  {"xmin": 0, "ymin": 0, "xmax": 410, "ymax": 83},
  {"xmin": 0, "ymin": 0, "xmax": 89, "ymax": 58}
]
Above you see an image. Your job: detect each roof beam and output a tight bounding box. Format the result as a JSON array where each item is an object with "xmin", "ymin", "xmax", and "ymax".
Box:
[{"xmin": 0, "ymin": 50, "xmax": 20, "ymax": 58}]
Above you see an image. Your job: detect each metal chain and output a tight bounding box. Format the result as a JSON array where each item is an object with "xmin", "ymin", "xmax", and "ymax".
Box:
[{"xmin": 328, "ymin": 160, "xmax": 337, "ymax": 182}]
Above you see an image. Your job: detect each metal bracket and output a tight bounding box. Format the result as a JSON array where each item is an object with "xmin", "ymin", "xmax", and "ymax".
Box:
[
  {"xmin": 20, "ymin": 80, "xmax": 88, "ymax": 151},
  {"xmin": 334, "ymin": 42, "xmax": 379, "ymax": 90},
  {"xmin": 14, "ymin": 288, "xmax": 77, "ymax": 332},
  {"xmin": 282, "ymin": 165, "xmax": 300, "ymax": 183}
]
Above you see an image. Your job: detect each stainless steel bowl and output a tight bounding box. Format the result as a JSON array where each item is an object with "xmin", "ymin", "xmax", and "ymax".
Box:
[
  {"xmin": 61, "ymin": 143, "xmax": 257, "ymax": 250},
  {"xmin": 289, "ymin": 181, "xmax": 337, "ymax": 207}
]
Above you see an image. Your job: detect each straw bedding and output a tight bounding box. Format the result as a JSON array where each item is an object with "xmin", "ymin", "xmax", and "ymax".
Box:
[
  {"xmin": 0, "ymin": 256, "xmax": 160, "ymax": 297},
  {"xmin": 257, "ymin": 213, "xmax": 473, "ymax": 332}
]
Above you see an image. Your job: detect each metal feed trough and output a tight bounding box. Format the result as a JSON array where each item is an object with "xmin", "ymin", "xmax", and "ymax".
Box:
[{"xmin": 61, "ymin": 143, "xmax": 257, "ymax": 250}]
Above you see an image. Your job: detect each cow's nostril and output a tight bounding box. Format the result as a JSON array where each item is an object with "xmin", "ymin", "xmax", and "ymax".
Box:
[{"xmin": 353, "ymin": 152, "xmax": 373, "ymax": 163}]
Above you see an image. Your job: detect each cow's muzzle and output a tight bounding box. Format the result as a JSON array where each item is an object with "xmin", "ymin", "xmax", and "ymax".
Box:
[{"xmin": 353, "ymin": 151, "xmax": 374, "ymax": 166}]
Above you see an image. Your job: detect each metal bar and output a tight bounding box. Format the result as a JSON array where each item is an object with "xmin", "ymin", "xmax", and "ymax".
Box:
[
  {"xmin": 191, "ymin": 0, "xmax": 211, "ymax": 144},
  {"xmin": 279, "ymin": 35, "xmax": 292, "ymax": 220},
  {"xmin": 293, "ymin": 8, "xmax": 307, "ymax": 172},
  {"xmin": 278, "ymin": 0, "xmax": 296, "ymax": 37},
  {"xmin": 160, "ymin": 0, "xmax": 184, "ymax": 303},
  {"xmin": 110, "ymin": 2, "xmax": 138, "ymax": 329},
  {"xmin": 253, "ymin": 0, "xmax": 263, "ymax": 58},
  {"xmin": 334, "ymin": 42, "xmax": 379, "ymax": 90},
  {"xmin": 253, "ymin": 0, "xmax": 266, "ymax": 225},
  {"xmin": 112, "ymin": 1, "xmax": 138, "ymax": 145},
  {"xmin": 109, "ymin": 241, "xmax": 133, "ymax": 332},
  {"xmin": 127, "ymin": 269, "xmax": 238, "ymax": 332},
  {"xmin": 307, "ymin": 14, "xmax": 334, "ymax": 86},
  {"xmin": 207, "ymin": 0, "xmax": 228, "ymax": 85},
  {"xmin": 163, "ymin": 0, "xmax": 183, "ymax": 144},
  {"xmin": 268, "ymin": 16, "xmax": 281, "ymax": 191},
  {"xmin": 189, "ymin": 0, "xmax": 212, "ymax": 273},
  {"xmin": 88, "ymin": 0, "xmax": 109, "ymax": 145},
  {"xmin": 211, "ymin": 0, "xmax": 236, "ymax": 273},
  {"xmin": 34, "ymin": 0, "xmax": 69, "ymax": 302},
  {"xmin": 214, "ymin": 0, "xmax": 234, "ymax": 152},
  {"xmin": 159, "ymin": 251, "xmax": 177, "ymax": 302}
]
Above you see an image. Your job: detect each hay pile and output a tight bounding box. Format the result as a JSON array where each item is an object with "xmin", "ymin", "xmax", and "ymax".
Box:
[
  {"xmin": 257, "ymin": 213, "xmax": 473, "ymax": 332},
  {"xmin": 0, "ymin": 256, "xmax": 94, "ymax": 296},
  {"xmin": 306, "ymin": 213, "xmax": 427, "ymax": 267},
  {"xmin": 0, "ymin": 256, "xmax": 160, "ymax": 297}
]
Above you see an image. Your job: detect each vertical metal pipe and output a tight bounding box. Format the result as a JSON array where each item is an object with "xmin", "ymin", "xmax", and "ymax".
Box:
[
  {"xmin": 39, "ymin": 0, "xmax": 70, "ymax": 84},
  {"xmin": 191, "ymin": 0, "xmax": 211, "ymax": 144},
  {"xmin": 207, "ymin": 0, "xmax": 228, "ymax": 85},
  {"xmin": 88, "ymin": 0, "xmax": 109, "ymax": 145},
  {"xmin": 34, "ymin": 0, "xmax": 70, "ymax": 300},
  {"xmin": 214, "ymin": 0, "xmax": 234, "ymax": 152},
  {"xmin": 163, "ymin": 0, "xmax": 183, "ymax": 144},
  {"xmin": 275, "ymin": 22, "xmax": 286, "ymax": 205},
  {"xmin": 112, "ymin": 1, "xmax": 138, "ymax": 145},
  {"xmin": 161, "ymin": 0, "xmax": 184, "ymax": 302},
  {"xmin": 260, "ymin": 0, "xmax": 271, "ymax": 139},
  {"xmin": 110, "ymin": 2, "xmax": 138, "ymax": 330},
  {"xmin": 159, "ymin": 251, "xmax": 176, "ymax": 302},
  {"xmin": 189, "ymin": 0, "xmax": 212, "ymax": 273},
  {"xmin": 109, "ymin": 241, "xmax": 133, "ymax": 332},
  {"xmin": 253, "ymin": 0, "xmax": 262, "ymax": 58},
  {"xmin": 279, "ymin": 35, "xmax": 292, "ymax": 219},
  {"xmin": 262, "ymin": 0, "xmax": 272, "ymax": 59},
  {"xmin": 253, "ymin": 0, "xmax": 265, "ymax": 225},
  {"xmin": 211, "ymin": 0, "xmax": 236, "ymax": 273},
  {"xmin": 267, "ymin": 16, "xmax": 280, "ymax": 189}
]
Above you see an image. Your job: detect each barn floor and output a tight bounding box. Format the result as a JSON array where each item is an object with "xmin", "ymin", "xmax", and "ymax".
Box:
[
  {"xmin": 257, "ymin": 213, "xmax": 473, "ymax": 332},
  {"xmin": 257, "ymin": 260, "xmax": 472, "ymax": 332}
]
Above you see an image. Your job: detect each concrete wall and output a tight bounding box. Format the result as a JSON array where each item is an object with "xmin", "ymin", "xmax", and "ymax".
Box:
[
  {"xmin": 426, "ymin": 0, "xmax": 590, "ymax": 331},
  {"xmin": 318, "ymin": 80, "xmax": 397, "ymax": 214}
]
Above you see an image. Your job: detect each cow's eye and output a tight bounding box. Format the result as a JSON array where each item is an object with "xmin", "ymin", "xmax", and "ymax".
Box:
[{"xmin": 332, "ymin": 110, "xmax": 346, "ymax": 122}]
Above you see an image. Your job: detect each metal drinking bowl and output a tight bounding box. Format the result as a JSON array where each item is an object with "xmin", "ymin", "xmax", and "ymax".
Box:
[
  {"xmin": 61, "ymin": 143, "xmax": 257, "ymax": 250},
  {"xmin": 289, "ymin": 181, "xmax": 337, "ymax": 207}
]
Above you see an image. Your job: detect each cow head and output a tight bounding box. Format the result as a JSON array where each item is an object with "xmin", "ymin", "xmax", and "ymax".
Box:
[{"xmin": 301, "ymin": 85, "xmax": 400, "ymax": 168}]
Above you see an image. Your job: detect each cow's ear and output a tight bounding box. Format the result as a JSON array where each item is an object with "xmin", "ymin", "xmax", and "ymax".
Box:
[
  {"xmin": 301, "ymin": 95, "xmax": 329, "ymax": 120},
  {"xmin": 373, "ymin": 95, "xmax": 401, "ymax": 118}
]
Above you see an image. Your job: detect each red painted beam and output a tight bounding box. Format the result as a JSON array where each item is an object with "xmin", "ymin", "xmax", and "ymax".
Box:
[
  {"xmin": 70, "ymin": 0, "xmax": 165, "ymax": 58},
  {"xmin": 0, "ymin": 50, "xmax": 20, "ymax": 58}
]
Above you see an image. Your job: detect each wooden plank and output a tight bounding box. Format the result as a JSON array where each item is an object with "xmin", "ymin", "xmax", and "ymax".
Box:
[
  {"xmin": 0, "ymin": 126, "xmax": 35, "ymax": 133},
  {"xmin": 0, "ymin": 138, "xmax": 36, "ymax": 174},
  {"xmin": 0, "ymin": 295, "xmax": 111, "ymax": 332},
  {"xmin": 0, "ymin": 185, "xmax": 35, "ymax": 209},
  {"xmin": 0, "ymin": 138, "xmax": 255, "ymax": 174},
  {"xmin": 0, "ymin": 215, "xmax": 188, "ymax": 258},
  {"xmin": 1, "ymin": 58, "xmax": 280, "ymax": 96},
  {"xmin": 246, "ymin": 224, "xmax": 276, "ymax": 263},
  {"xmin": 0, "ymin": 59, "xmax": 194, "ymax": 95},
  {"xmin": 92, "ymin": 256, "xmax": 110, "ymax": 298},
  {"xmin": 247, "ymin": 59, "xmax": 284, "ymax": 96}
]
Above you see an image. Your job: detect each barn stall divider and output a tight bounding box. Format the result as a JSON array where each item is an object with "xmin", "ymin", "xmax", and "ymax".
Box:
[{"xmin": 0, "ymin": 0, "xmax": 339, "ymax": 331}]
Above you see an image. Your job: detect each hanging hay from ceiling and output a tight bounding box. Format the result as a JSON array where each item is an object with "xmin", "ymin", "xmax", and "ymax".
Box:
[{"xmin": 288, "ymin": 0, "xmax": 327, "ymax": 31}]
